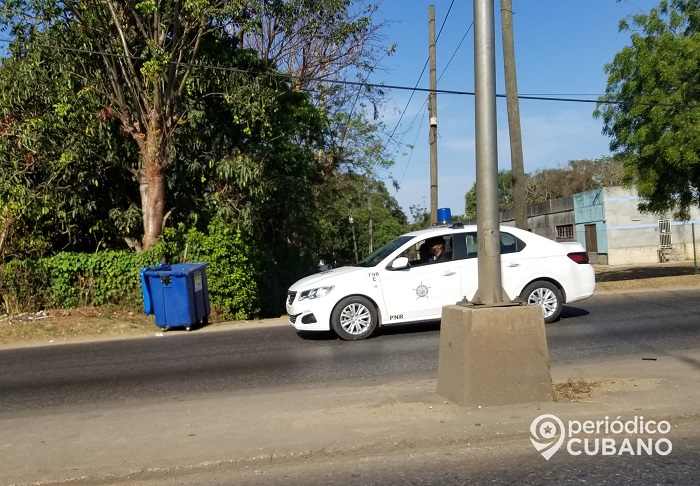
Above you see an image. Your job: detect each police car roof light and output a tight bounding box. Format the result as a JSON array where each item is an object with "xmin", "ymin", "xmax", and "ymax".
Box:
[{"xmin": 437, "ymin": 207, "xmax": 452, "ymax": 225}]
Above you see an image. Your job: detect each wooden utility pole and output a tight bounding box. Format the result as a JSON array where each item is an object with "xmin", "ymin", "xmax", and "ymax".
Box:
[
  {"xmin": 429, "ymin": 5, "xmax": 439, "ymax": 224},
  {"xmin": 366, "ymin": 175, "xmax": 374, "ymax": 253},
  {"xmin": 500, "ymin": 0, "xmax": 527, "ymax": 230}
]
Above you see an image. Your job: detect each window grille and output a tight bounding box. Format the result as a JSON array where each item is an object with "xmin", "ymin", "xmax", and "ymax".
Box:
[
  {"xmin": 556, "ymin": 224, "xmax": 574, "ymax": 240},
  {"xmin": 658, "ymin": 220, "xmax": 671, "ymax": 248}
]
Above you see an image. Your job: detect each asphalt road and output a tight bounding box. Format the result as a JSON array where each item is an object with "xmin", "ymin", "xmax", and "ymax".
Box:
[
  {"xmin": 1, "ymin": 288, "xmax": 699, "ymax": 416},
  {"xmin": 126, "ymin": 429, "xmax": 700, "ymax": 486}
]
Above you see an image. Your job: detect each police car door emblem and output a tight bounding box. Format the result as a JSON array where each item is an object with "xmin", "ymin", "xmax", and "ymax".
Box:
[{"xmin": 414, "ymin": 282, "xmax": 430, "ymax": 299}]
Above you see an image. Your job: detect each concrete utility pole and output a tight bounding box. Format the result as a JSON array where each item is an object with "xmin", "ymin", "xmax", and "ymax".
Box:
[
  {"xmin": 436, "ymin": 0, "xmax": 552, "ymax": 409},
  {"xmin": 473, "ymin": 0, "xmax": 504, "ymax": 304},
  {"xmin": 500, "ymin": 0, "xmax": 528, "ymax": 230},
  {"xmin": 429, "ymin": 5, "xmax": 439, "ymax": 225}
]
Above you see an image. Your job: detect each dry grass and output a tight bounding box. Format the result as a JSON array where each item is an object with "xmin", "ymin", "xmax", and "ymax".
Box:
[
  {"xmin": 0, "ymin": 307, "xmax": 156, "ymax": 346},
  {"xmin": 594, "ymin": 261, "xmax": 700, "ymax": 290},
  {"xmin": 595, "ymin": 273, "xmax": 700, "ymax": 291},
  {"xmin": 553, "ymin": 378, "xmax": 600, "ymax": 402}
]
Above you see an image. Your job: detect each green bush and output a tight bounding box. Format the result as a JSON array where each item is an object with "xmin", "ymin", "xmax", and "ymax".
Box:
[
  {"xmin": 0, "ymin": 221, "xmax": 259, "ymax": 321},
  {"xmin": 161, "ymin": 220, "xmax": 259, "ymax": 320},
  {"xmin": 0, "ymin": 259, "xmax": 49, "ymax": 314}
]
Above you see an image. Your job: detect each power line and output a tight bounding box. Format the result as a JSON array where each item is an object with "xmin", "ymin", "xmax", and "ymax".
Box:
[
  {"xmin": 383, "ymin": 0, "xmax": 456, "ymax": 183},
  {"xmin": 1, "ymin": 36, "xmax": 695, "ymax": 108},
  {"xmin": 438, "ymin": 22, "xmax": 473, "ymax": 84},
  {"xmin": 397, "ymin": 101, "xmax": 428, "ymax": 187}
]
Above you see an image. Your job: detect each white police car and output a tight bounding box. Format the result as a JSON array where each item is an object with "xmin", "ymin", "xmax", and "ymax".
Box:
[{"xmin": 286, "ymin": 221, "xmax": 595, "ymax": 340}]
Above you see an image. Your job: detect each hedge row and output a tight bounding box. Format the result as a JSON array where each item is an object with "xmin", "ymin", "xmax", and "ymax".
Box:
[{"xmin": 0, "ymin": 221, "xmax": 260, "ymax": 321}]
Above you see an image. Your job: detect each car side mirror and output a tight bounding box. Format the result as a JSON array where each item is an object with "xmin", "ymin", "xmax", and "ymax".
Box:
[{"xmin": 389, "ymin": 256, "xmax": 409, "ymax": 270}]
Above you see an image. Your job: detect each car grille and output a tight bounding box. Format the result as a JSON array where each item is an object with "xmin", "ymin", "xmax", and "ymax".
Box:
[{"xmin": 287, "ymin": 291, "xmax": 297, "ymax": 305}]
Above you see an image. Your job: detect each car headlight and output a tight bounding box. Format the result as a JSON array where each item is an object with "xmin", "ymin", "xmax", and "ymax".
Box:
[{"xmin": 299, "ymin": 286, "xmax": 335, "ymax": 301}]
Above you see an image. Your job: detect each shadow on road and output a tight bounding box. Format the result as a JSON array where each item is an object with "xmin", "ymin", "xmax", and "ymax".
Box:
[
  {"xmin": 296, "ymin": 330, "xmax": 338, "ymax": 341},
  {"xmin": 296, "ymin": 321, "xmax": 442, "ymax": 341},
  {"xmin": 375, "ymin": 320, "xmax": 441, "ymax": 337},
  {"xmin": 296, "ymin": 309, "xmax": 594, "ymax": 340},
  {"xmin": 559, "ymin": 306, "xmax": 590, "ymax": 320}
]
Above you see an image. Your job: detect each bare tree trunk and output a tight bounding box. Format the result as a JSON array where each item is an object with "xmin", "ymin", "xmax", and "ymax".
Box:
[
  {"xmin": 136, "ymin": 113, "xmax": 169, "ymax": 250},
  {"xmin": 141, "ymin": 159, "xmax": 167, "ymax": 250}
]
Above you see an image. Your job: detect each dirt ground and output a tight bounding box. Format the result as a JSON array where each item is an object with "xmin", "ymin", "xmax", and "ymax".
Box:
[
  {"xmin": 594, "ymin": 261, "xmax": 700, "ymax": 290},
  {"xmin": 1, "ymin": 262, "xmax": 698, "ymax": 347}
]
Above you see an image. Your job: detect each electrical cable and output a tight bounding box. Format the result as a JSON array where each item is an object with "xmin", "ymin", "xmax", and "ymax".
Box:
[
  {"xmin": 0, "ymin": 36, "xmax": 694, "ymax": 108},
  {"xmin": 397, "ymin": 100, "xmax": 428, "ymax": 186},
  {"xmin": 383, "ymin": 0, "xmax": 456, "ymax": 184}
]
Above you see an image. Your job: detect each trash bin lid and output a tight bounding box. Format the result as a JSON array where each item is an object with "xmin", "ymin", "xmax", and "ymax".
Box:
[{"xmin": 142, "ymin": 262, "xmax": 209, "ymax": 277}]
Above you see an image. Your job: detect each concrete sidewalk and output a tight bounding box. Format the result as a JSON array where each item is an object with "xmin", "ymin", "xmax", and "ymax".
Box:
[{"xmin": 2, "ymin": 348, "xmax": 699, "ymax": 485}]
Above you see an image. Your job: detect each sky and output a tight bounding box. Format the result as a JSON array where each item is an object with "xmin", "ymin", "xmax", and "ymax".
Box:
[{"xmin": 369, "ymin": 0, "xmax": 661, "ymax": 218}]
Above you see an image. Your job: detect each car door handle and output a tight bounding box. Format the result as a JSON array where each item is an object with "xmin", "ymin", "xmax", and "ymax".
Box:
[
  {"xmin": 507, "ymin": 263, "xmax": 520, "ymax": 267},
  {"xmin": 442, "ymin": 271, "xmax": 457, "ymax": 276}
]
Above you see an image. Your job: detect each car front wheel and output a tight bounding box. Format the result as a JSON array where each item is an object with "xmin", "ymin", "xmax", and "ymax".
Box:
[
  {"xmin": 331, "ymin": 296, "xmax": 378, "ymax": 341},
  {"xmin": 521, "ymin": 281, "xmax": 563, "ymax": 324}
]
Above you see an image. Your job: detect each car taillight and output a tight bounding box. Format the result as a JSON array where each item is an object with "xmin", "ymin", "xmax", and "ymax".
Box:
[{"xmin": 567, "ymin": 252, "xmax": 589, "ymax": 264}]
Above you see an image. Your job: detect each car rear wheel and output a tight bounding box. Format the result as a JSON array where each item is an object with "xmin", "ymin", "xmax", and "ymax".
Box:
[
  {"xmin": 521, "ymin": 281, "xmax": 563, "ymax": 323},
  {"xmin": 331, "ymin": 296, "xmax": 378, "ymax": 341}
]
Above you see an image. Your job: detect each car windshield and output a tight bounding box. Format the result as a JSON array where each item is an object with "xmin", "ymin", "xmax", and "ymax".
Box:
[{"xmin": 355, "ymin": 235, "xmax": 414, "ymax": 267}]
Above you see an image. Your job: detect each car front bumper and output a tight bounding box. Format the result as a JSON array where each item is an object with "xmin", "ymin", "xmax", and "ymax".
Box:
[{"xmin": 286, "ymin": 292, "xmax": 334, "ymax": 332}]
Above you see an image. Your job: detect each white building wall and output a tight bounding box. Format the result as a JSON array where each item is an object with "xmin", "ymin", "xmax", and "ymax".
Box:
[{"xmin": 602, "ymin": 187, "xmax": 700, "ymax": 265}]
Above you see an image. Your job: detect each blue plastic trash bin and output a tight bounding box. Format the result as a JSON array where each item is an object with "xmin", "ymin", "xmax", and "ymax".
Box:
[{"xmin": 140, "ymin": 262, "xmax": 211, "ymax": 331}]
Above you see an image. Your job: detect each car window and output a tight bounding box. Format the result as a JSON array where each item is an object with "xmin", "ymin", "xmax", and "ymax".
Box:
[
  {"xmin": 399, "ymin": 235, "xmax": 453, "ymax": 266},
  {"xmin": 396, "ymin": 242, "xmax": 423, "ymax": 266},
  {"xmin": 356, "ymin": 235, "xmax": 414, "ymax": 267},
  {"xmin": 500, "ymin": 232, "xmax": 527, "ymax": 254},
  {"xmin": 459, "ymin": 231, "xmax": 526, "ymax": 258},
  {"xmin": 465, "ymin": 233, "xmax": 478, "ymax": 258}
]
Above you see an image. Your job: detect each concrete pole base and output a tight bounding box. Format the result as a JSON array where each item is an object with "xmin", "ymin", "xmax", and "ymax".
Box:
[{"xmin": 436, "ymin": 304, "xmax": 552, "ymax": 407}]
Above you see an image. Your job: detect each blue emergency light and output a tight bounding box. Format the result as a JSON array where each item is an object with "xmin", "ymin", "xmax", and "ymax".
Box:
[{"xmin": 437, "ymin": 207, "xmax": 452, "ymax": 225}]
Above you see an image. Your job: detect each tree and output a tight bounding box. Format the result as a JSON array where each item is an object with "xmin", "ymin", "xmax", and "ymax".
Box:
[
  {"xmin": 0, "ymin": 32, "xmax": 139, "ymax": 259},
  {"xmin": 464, "ymin": 170, "xmax": 515, "ymax": 220},
  {"xmin": 525, "ymin": 157, "xmax": 625, "ymax": 203},
  {"xmin": 315, "ymin": 173, "xmax": 407, "ymax": 267},
  {"xmin": 408, "ymin": 203, "xmax": 431, "ymax": 230},
  {"xmin": 0, "ymin": 0, "xmax": 286, "ymax": 249},
  {"xmin": 241, "ymin": 0, "xmax": 383, "ymax": 93},
  {"xmin": 239, "ymin": 0, "xmax": 394, "ymax": 180},
  {"xmin": 462, "ymin": 158, "xmax": 625, "ymax": 220},
  {"xmin": 596, "ymin": 0, "xmax": 700, "ymax": 220},
  {"xmin": 0, "ymin": 0, "xmax": 395, "ymax": 250}
]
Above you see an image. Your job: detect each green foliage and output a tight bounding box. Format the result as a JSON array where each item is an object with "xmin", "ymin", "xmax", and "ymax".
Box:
[
  {"xmin": 159, "ymin": 220, "xmax": 259, "ymax": 320},
  {"xmin": 464, "ymin": 170, "xmax": 516, "ymax": 220},
  {"xmin": 0, "ymin": 221, "xmax": 259, "ymax": 320},
  {"xmin": 0, "ymin": 259, "xmax": 49, "ymax": 314},
  {"xmin": 40, "ymin": 251, "xmax": 160, "ymax": 309},
  {"xmin": 463, "ymin": 159, "xmax": 625, "ymax": 220},
  {"xmin": 0, "ymin": 0, "xmax": 399, "ymax": 320},
  {"xmin": 596, "ymin": 0, "xmax": 700, "ymax": 219},
  {"xmin": 408, "ymin": 204, "xmax": 431, "ymax": 230},
  {"xmin": 315, "ymin": 174, "xmax": 408, "ymax": 266},
  {"xmin": 0, "ymin": 250, "xmax": 160, "ymax": 314},
  {"xmin": 0, "ymin": 27, "xmax": 140, "ymax": 260}
]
